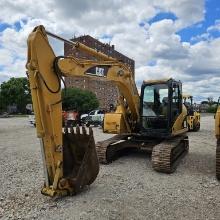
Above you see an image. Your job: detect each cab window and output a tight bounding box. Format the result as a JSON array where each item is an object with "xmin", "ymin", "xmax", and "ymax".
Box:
[
  {"xmin": 89, "ymin": 110, "xmax": 96, "ymax": 115},
  {"xmin": 142, "ymin": 84, "xmax": 168, "ymax": 117}
]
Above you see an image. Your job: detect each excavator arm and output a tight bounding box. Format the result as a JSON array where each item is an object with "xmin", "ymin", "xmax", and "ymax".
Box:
[
  {"xmin": 57, "ymin": 56, "xmax": 140, "ymax": 133},
  {"xmin": 26, "ymin": 25, "xmax": 140, "ymax": 197}
]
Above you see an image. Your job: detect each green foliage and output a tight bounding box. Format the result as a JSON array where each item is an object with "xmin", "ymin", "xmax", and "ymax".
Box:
[
  {"xmin": 62, "ymin": 87, "xmax": 99, "ymax": 113},
  {"xmin": 207, "ymin": 105, "xmax": 218, "ymax": 113},
  {"xmin": 0, "ymin": 91, "xmax": 5, "ymax": 113},
  {"xmin": 201, "ymin": 101, "xmax": 208, "ymax": 104},
  {"xmin": 0, "ymin": 77, "xmax": 31, "ymax": 113}
]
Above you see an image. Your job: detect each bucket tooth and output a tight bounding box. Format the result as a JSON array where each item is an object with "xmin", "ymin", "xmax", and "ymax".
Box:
[
  {"xmin": 69, "ymin": 126, "xmax": 74, "ymax": 133},
  {"xmin": 64, "ymin": 126, "xmax": 68, "ymax": 134},
  {"xmin": 76, "ymin": 125, "xmax": 80, "ymax": 135},
  {"xmin": 82, "ymin": 126, "xmax": 87, "ymax": 135}
]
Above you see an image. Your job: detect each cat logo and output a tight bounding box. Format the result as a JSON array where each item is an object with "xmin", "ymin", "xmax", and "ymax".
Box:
[
  {"xmin": 85, "ymin": 66, "xmax": 109, "ymax": 77},
  {"xmin": 95, "ymin": 67, "xmax": 105, "ymax": 77}
]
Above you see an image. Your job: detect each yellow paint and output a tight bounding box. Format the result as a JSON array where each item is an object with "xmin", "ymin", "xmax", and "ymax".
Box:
[
  {"xmin": 27, "ymin": 25, "xmax": 190, "ymax": 197},
  {"xmin": 215, "ymin": 106, "xmax": 220, "ymax": 139},
  {"xmin": 172, "ymin": 104, "xmax": 188, "ymax": 135},
  {"xmin": 26, "ymin": 25, "xmax": 140, "ymax": 196}
]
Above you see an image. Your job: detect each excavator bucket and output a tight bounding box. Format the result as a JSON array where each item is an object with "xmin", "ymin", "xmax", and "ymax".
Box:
[{"xmin": 62, "ymin": 126, "xmax": 99, "ymax": 194}]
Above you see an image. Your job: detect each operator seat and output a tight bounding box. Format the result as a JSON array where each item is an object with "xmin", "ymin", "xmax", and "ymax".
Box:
[{"xmin": 161, "ymin": 97, "xmax": 168, "ymax": 116}]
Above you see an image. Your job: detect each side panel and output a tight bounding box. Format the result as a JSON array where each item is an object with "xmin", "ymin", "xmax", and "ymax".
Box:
[
  {"xmin": 187, "ymin": 116, "xmax": 194, "ymax": 130},
  {"xmin": 103, "ymin": 113, "xmax": 127, "ymax": 133}
]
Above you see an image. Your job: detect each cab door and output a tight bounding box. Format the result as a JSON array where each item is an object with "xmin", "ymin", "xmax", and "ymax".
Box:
[{"xmin": 169, "ymin": 82, "xmax": 182, "ymax": 127}]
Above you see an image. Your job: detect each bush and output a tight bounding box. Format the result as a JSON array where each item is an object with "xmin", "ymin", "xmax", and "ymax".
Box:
[
  {"xmin": 62, "ymin": 87, "xmax": 99, "ymax": 114},
  {"xmin": 207, "ymin": 105, "xmax": 218, "ymax": 113}
]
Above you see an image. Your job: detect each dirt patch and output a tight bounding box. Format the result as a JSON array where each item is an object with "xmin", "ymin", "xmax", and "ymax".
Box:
[{"xmin": 1, "ymin": 114, "xmax": 220, "ymax": 219}]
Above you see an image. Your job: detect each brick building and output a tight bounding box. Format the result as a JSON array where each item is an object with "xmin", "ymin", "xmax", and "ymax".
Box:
[{"xmin": 64, "ymin": 35, "xmax": 135, "ymax": 110}]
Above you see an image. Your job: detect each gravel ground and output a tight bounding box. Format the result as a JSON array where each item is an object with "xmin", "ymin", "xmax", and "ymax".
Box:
[{"xmin": 1, "ymin": 114, "xmax": 220, "ymax": 220}]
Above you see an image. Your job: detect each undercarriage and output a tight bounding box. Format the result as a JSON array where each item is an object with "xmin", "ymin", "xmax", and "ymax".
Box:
[
  {"xmin": 96, "ymin": 134, "xmax": 189, "ymax": 173},
  {"xmin": 216, "ymin": 140, "xmax": 220, "ymax": 180}
]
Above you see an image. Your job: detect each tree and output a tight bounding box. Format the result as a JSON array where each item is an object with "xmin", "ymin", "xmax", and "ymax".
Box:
[
  {"xmin": 207, "ymin": 105, "xmax": 218, "ymax": 113},
  {"xmin": 0, "ymin": 77, "xmax": 31, "ymax": 113},
  {"xmin": 0, "ymin": 90, "xmax": 6, "ymax": 113},
  {"xmin": 201, "ymin": 101, "xmax": 208, "ymax": 105},
  {"xmin": 207, "ymin": 96, "xmax": 214, "ymax": 106},
  {"xmin": 62, "ymin": 87, "xmax": 99, "ymax": 114}
]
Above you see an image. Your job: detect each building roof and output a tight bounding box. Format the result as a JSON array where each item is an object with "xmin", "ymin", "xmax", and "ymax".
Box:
[
  {"xmin": 143, "ymin": 78, "xmax": 171, "ymax": 85},
  {"xmin": 70, "ymin": 35, "xmax": 134, "ymax": 67}
]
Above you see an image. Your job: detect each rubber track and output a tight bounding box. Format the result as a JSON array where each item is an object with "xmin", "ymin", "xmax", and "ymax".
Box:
[
  {"xmin": 216, "ymin": 140, "xmax": 220, "ymax": 180},
  {"xmin": 151, "ymin": 136, "xmax": 189, "ymax": 173},
  {"xmin": 96, "ymin": 134, "xmax": 130, "ymax": 164}
]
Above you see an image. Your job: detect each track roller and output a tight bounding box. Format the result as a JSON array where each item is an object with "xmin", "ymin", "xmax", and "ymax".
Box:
[
  {"xmin": 152, "ymin": 136, "xmax": 189, "ymax": 173},
  {"xmin": 216, "ymin": 140, "xmax": 220, "ymax": 180}
]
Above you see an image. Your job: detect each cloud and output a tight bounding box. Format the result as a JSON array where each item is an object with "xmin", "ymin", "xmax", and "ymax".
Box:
[
  {"xmin": 0, "ymin": 0, "xmax": 219, "ymax": 102},
  {"xmin": 153, "ymin": 0, "xmax": 204, "ymax": 28},
  {"xmin": 191, "ymin": 19, "xmax": 220, "ymax": 43},
  {"xmin": 146, "ymin": 19, "xmax": 189, "ymax": 60},
  {"xmin": 187, "ymin": 38, "xmax": 220, "ymax": 76},
  {"xmin": 207, "ymin": 19, "xmax": 220, "ymax": 32}
]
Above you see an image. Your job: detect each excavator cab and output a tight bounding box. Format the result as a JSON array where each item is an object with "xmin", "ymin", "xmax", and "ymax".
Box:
[
  {"xmin": 140, "ymin": 78, "xmax": 186, "ymax": 138},
  {"xmin": 136, "ymin": 78, "xmax": 189, "ymax": 173}
]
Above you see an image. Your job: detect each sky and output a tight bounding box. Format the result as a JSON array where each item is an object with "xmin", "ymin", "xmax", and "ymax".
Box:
[{"xmin": 0, "ymin": 0, "xmax": 220, "ymax": 102}]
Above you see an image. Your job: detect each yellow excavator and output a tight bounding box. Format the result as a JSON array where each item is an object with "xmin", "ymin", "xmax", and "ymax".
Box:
[
  {"xmin": 215, "ymin": 99, "xmax": 220, "ymax": 179},
  {"xmin": 183, "ymin": 94, "xmax": 200, "ymax": 131},
  {"xmin": 26, "ymin": 25, "xmax": 189, "ymax": 197}
]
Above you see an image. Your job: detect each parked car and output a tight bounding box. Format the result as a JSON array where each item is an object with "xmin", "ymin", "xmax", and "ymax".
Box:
[{"xmin": 81, "ymin": 109, "xmax": 105, "ymax": 127}]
